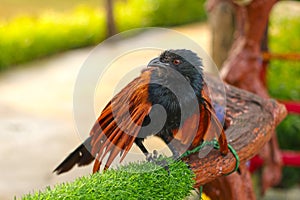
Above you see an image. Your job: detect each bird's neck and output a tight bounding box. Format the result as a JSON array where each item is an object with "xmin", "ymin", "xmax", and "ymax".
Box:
[{"xmin": 189, "ymin": 72, "xmax": 204, "ymax": 100}]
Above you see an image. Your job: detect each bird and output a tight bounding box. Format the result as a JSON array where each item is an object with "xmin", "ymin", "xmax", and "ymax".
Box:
[{"xmin": 54, "ymin": 49, "xmax": 228, "ymax": 175}]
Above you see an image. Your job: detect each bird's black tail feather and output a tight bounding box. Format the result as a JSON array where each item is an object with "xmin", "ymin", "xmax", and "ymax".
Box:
[{"xmin": 53, "ymin": 137, "xmax": 94, "ymax": 175}]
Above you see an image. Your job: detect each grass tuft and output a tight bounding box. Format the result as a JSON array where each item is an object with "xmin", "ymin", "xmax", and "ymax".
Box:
[{"xmin": 22, "ymin": 158, "xmax": 195, "ymax": 200}]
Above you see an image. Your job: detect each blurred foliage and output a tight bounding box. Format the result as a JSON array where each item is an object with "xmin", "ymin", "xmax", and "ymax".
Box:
[
  {"xmin": 0, "ymin": 0, "xmax": 207, "ymax": 70},
  {"xmin": 280, "ymin": 167, "xmax": 300, "ymax": 188},
  {"xmin": 274, "ymin": 114, "xmax": 300, "ymax": 188},
  {"xmin": 0, "ymin": 6, "xmax": 105, "ymax": 70},
  {"xmin": 114, "ymin": 0, "xmax": 151, "ymax": 32},
  {"xmin": 268, "ymin": 60, "xmax": 300, "ymax": 100},
  {"xmin": 268, "ymin": 12, "xmax": 300, "ymax": 188},
  {"xmin": 276, "ymin": 115, "xmax": 300, "ymax": 150},
  {"xmin": 146, "ymin": 0, "xmax": 207, "ymax": 27},
  {"xmin": 114, "ymin": 0, "xmax": 206, "ymax": 30}
]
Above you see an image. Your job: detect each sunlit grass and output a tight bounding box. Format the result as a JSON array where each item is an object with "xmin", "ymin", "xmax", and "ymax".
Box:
[
  {"xmin": 0, "ymin": 6, "xmax": 105, "ymax": 69},
  {"xmin": 0, "ymin": 0, "xmax": 207, "ymax": 70},
  {"xmin": 268, "ymin": 16, "xmax": 300, "ymax": 100}
]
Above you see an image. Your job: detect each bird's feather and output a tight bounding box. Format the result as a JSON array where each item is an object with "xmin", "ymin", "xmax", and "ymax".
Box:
[
  {"xmin": 201, "ymin": 84, "xmax": 228, "ymax": 155},
  {"xmin": 172, "ymin": 83, "xmax": 228, "ymax": 155},
  {"xmin": 90, "ymin": 69, "xmax": 153, "ymax": 171}
]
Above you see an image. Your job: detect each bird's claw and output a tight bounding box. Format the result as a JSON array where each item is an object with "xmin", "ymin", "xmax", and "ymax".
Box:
[
  {"xmin": 146, "ymin": 150, "xmax": 158, "ymax": 162},
  {"xmin": 146, "ymin": 150, "xmax": 170, "ymax": 174}
]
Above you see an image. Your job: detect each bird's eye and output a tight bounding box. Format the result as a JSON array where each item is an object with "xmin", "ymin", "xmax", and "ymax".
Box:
[{"xmin": 173, "ymin": 59, "xmax": 181, "ymax": 65}]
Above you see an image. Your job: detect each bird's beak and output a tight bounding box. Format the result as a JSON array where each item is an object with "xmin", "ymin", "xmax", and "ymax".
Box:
[{"xmin": 147, "ymin": 57, "xmax": 167, "ymax": 68}]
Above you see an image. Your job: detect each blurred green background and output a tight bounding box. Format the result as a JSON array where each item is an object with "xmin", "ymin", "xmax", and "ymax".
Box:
[
  {"xmin": 268, "ymin": 6, "xmax": 300, "ymax": 188},
  {"xmin": 0, "ymin": 0, "xmax": 206, "ymax": 70},
  {"xmin": 0, "ymin": 0, "xmax": 299, "ymax": 196}
]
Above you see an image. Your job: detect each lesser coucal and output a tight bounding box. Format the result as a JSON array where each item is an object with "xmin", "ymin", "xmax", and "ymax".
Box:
[{"xmin": 54, "ymin": 49, "xmax": 228, "ymax": 174}]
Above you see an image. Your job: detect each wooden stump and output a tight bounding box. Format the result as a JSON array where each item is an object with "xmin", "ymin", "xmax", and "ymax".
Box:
[{"xmin": 203, "ymin": 164, "xmax": 255, "ymax": 200}]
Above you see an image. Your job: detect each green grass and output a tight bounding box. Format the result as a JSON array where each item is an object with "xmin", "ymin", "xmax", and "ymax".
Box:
[
  {"xmin": 22, "ymin": 158, "xmax": 195, "ymax": 200},
  {"xmin": 0, "ymin": 6, "xmax": 105, "ymax": 69},
  {"xmin": 0, "ymin": 0, "xmax": 207, "ymax": 70}
]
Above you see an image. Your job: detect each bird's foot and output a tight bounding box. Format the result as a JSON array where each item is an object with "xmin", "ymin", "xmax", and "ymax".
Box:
[{"xmin": 146, "ymin": 150, "xmax": 170, "ymax": 173}]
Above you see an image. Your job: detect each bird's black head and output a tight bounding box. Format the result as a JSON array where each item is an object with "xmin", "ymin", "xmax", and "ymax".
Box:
[
  {"xmin": 147, "ymin": 49, "xmax": 205, "ymax": 101},
  {"xmin": 147, "ymin": 49, "xmax": 203, "ymax": 79},
  {"xmin": 148, "ymin": 49, "xmax": 204, "ymax": 87}
]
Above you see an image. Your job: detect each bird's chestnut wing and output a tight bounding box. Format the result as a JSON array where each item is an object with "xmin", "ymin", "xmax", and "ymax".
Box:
[{"xmin": 90, "ymin": 70, "xmax": 153, "ymax": 172}]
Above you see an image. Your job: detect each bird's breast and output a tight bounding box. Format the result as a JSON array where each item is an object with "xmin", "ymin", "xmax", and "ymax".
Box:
[{"xmin": 149, "ymin": 84, "xmax": 200, "ymax": 127}]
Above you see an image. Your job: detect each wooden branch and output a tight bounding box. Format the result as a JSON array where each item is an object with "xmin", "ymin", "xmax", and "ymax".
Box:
[{"xmin": 182, "ymin": 75, "xmax": 287, "ymax": 188}]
